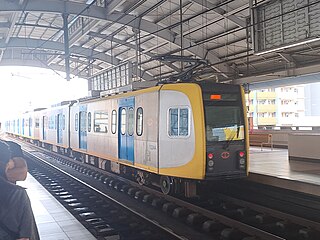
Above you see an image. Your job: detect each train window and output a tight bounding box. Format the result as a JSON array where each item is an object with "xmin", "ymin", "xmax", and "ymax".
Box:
[
  {"xmin": 75, "ymin": 113, "xmax": 78, "ymax": 131},
  {"xmin": 88, "ymin": 112, "xmax": 92, "ymax": 132},
  {"xmin": 49, "ymin": 115, "xmax": 55, "ymax": 129},
  {"xmin": 43, "ymin": 116, "xmax": 48, "ymax": 129},
  {"xmin": 205, "ymin": 106, "xmax": 244, "ymax": 142},
  {"xmin": 35, "ymin": 118, "xmax": 40, "ymax": 128},
  {"xmin": 94, "ymin": 111, "xmax": 108, "ymax": 133},
  {"xmin": 62, "ymin": 115, "xmax": 65, "ymax": 130},
  {"xmin": 128, "ymin": 107, "xmax": 134, "ymax": 136},
  {"xmin": 80, "ymin": 111, "xmax": 87, "ymax": 132},
  {"xmin": 136, "ymin": 107, "xmax": 143, "ymax": 136},
  {"xmin": 168, "ymin": 108, "xmax": 189, "ymax": 137},
  {"xmin": 111, "ymin": 110, "xmax": 117, "ymax": 134},
  {"xmin": 179, "ymin": 108, "xmax": 189, "ymax": 136},
  {"xmin": 169, "ymin": 108, "xmax": 178, "ymax": 136},
  {"xmin": 120, "ymin": 108, "xmax": 126, "ymax": 135}
]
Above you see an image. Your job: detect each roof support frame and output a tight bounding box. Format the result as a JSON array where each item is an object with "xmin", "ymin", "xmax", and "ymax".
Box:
[
  {"xmin": 0, "ymin": 37, "xmax": 154, "ymax": 80},
  {"xmin": 0, "ymin": 0, "xmax": 234, "ymax": 78}
]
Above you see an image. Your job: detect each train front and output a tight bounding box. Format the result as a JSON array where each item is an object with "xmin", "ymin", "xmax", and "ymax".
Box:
[{"xmin": 200, "ymin": 82, "xmax": 249, "ymax": 180}]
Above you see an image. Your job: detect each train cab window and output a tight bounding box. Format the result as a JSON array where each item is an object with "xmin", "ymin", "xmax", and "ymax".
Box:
[
  {"xmin": 111, "ymin": 110, "xmax": 117, "ymax": 134},
  {"xmin": 136, "ymin": 107, "xmax": 143, "ymax": 136},
  {"xmin": 128, "ymin": 107, "xmax": 134, "ymax": 136},
  {"xmin": 94, "ymin": 111, "xmax": 108, "ymax": 133},
  {"xmin": 205, "ymin": 106, "xmax": 244, "ymax": 142},
  {"xmin": 88, "ymin": 112, "xmax": 92, "ymax": 132},
  {"xmin": 168, "ymin": 108, "xmax": 189, "ymax": 137},
  {"xmin": 75, "ymin": 113, "xmax": 78, "ymax": 131},
  {"xmin": 120, "ymin": 108, "xmax": 126, "ymax": 135}
]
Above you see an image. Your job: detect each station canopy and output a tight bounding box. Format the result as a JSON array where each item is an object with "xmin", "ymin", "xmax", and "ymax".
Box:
[{"xmin": 1, "ymin": 0, "xmax": 320, "ymax": 88}]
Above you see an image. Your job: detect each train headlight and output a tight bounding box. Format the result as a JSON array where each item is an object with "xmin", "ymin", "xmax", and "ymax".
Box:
[
  {"xmin": 238, "ymin": 151, "xmax": 246, "ymax": 170},
  {"xmin": 208, "ymin": 160, "xmax": 214, "ymax": 167},
  {"xmin": 207, "ymin": 152, "xmax": 215, "ymax": 172},
  {"xmin": 239, "ymin": 158, "xmax": 245, "ymax": 165}
]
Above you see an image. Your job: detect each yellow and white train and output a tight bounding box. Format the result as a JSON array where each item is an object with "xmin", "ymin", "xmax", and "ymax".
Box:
[{"xmin": 5, "ymin": 81, "xmax": 249, "ymax": 196}]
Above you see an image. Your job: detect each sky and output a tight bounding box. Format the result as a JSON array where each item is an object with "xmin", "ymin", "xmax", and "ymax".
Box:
[{"xmin": 0, "ymin": 66, "xmax": 88, "ymax": 121}]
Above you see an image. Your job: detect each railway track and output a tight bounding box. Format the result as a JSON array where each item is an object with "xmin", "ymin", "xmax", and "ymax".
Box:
[{"xmin": 18, "ymin": 142, "xmax": 320, "ymax": 240}]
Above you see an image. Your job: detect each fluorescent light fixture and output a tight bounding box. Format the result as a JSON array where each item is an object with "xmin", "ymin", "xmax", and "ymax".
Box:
[
  {"xmin": 86, "ymin": 0, "xmax": 95, "ymax": 4},
  {"xmin": 255, "ymin": 37, "xmax": 320, "ymax": 56}
]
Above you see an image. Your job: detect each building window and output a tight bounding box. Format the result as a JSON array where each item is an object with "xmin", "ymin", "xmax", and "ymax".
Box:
[
  {"xmin": 168, "ymin": 108, "xmax": 189, "ymax": 137},
  {"xmin": 136, "ymin": 107, "xmax": 143, "ymax": 136},
  {"xmin": 111, "ymin": 110, "xmax": 117, "ymax": 134},
  {"xmin": 94, "ymin": 111, "xmax": 108, "ymax": 133}
]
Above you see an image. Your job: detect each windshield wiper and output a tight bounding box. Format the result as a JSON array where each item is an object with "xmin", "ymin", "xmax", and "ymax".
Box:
[{"xmin": 223, "ymin": 132, "xmax": 236, "ymax": 150}]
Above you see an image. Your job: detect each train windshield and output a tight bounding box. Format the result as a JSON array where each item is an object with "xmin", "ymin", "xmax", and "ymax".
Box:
[{"xmin": 205, "ymin": 105, "xmax": 244, "ymax": 142}]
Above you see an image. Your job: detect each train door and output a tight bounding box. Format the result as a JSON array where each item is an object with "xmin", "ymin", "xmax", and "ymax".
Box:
[
  {"xmin": 79, "ymin": 106, "xmax": 87, "ymax": 150},
  {"xmin": 57, "ymin": 113, "xmax": 63, "ymax": 144},
  {"xmin": 43, "ymin": 116, "xmax": 47, "ymax": 140},
  {"xmin": 118, "ymin": 97, "xmax": 135, "ymax": 163},
  {"xmin": 28, "ymin": 117, "xmax": 32, "ymax": 137},
  {"xmin": 22, "ymin": 118, "xmax": 25, "ymax": 135},
  {"xmin": 17, "ymin": 119, "xmax": 20, "ymax": 134}
]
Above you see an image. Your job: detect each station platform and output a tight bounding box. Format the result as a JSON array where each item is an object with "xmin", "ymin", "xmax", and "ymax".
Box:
[
  {"xmin": 17, "ymin": 174, "xmax": 96, "ymax": 240},
  {"xmin": 248, "ymin": 147, "xmax": 320, "ymax": 196}
]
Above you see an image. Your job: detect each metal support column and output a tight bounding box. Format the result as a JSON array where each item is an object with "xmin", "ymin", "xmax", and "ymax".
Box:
[{"xmin": 63, "ymin": 13, "xmax": 71, "ymax": 81}]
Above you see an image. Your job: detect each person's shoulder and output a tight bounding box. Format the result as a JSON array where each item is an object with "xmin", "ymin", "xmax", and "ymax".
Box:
[{"xmin": 0, "ymin": 178, "xmax": 28, "ymax": 201}]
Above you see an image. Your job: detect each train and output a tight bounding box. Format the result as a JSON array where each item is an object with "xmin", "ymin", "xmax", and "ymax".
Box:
[{"xmin": 4, "ymin": 80, "xmax": 249, "ymax": 197}]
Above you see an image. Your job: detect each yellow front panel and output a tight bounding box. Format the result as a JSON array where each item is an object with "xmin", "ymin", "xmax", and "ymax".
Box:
[
  {"xmin": 158, "ymin": 83, "xmax": 206, "ymax": 180},
  {"xmin": 241, "ymin": 86, "xmax": 250, "ymax": 176}
]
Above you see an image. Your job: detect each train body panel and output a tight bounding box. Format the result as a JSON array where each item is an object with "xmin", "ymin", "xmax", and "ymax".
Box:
[
  {"xmin": 74, "ymin": 98, "xmax": 119, "ymax": 161},
  {"xmin": 21, "ymin": 111, "xmax": 36, "ymax": 140},
  {"xmin": 6, "ymin": 110, "xmax": 41, "ymax": 142},
  {"xmin": 134, "ymin": 91, "xmax": 159, "ymax": 173},
  {"xmin": 39, "ymin": 105, "xmax": 70, "ymax": 149},
  {"xmin": 158, "ymin": 84, "xmax": 205, "ymax": 179}
]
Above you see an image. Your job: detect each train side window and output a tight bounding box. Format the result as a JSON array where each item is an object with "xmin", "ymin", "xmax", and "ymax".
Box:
[
  {"xmin": 29, "ymin": 117, "xmax": 32, "ymax": 128},
  {"xmin": 35, "ymin": 118, "xmax": 39, "ymax": 128},
  {"xmin": 62, "ymin": 115, "xmax": 65, "ymax": 130},
  {"xmin": 179, "ymin": 108, "xmax": 189, "ymax": 136},
  {"xmin": 120, "ymin": 108, "xmax": 126, "ymax": 135},
  {"xmin": 169, "ymin": 108, "xmax": 178, "ymax": 136},
  {"xmin": 128, "ymin": 107, "xmax": 134, "ymax": 136},
  {"xmin": 94, "ymin": 111, "xmax": 108, "ymax": 133},
  {"xmin": 168, "ymin": 108, "xmax": 189, "ymax": 137},
  {"xmin": 111, "ymin": 110, "xmax": 117, "ymax": 134},
  {"xmin": 75, "ymin": 113, "xmax": 78, "ymax": 131},
  {"xmin": 88, "ymin": 112, "xmax": 92, "ymax": 132},
  {"xmin": 136, "ymin": 107, "xmax": 143, "ymax": 136}
]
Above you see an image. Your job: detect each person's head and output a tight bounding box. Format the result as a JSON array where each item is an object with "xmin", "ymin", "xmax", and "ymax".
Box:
[{"xmin": 0, "ymin": 141, "xmax": 13, "ymax": 179}]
